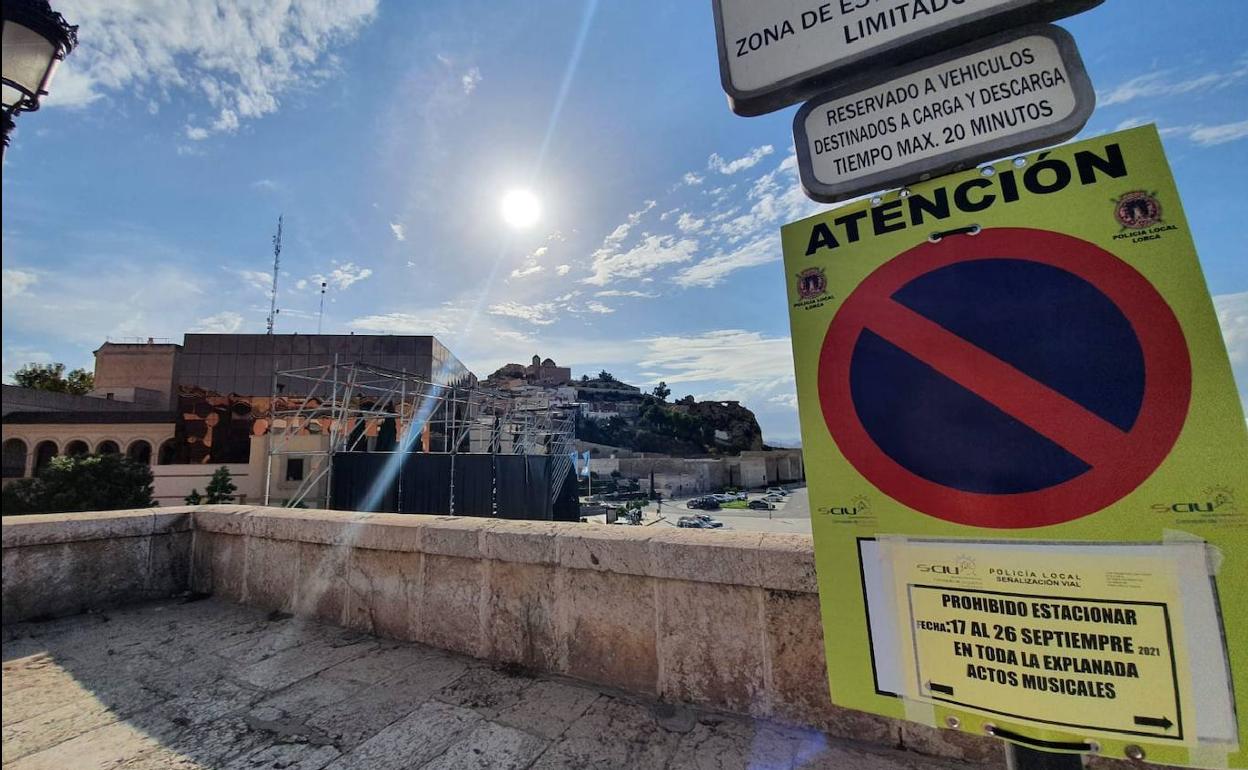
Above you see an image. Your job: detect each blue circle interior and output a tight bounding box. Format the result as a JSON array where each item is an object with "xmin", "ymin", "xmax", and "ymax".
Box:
[{"xmin": 849, "ymin": 258, "xmax": 1145, "ymax": 495}]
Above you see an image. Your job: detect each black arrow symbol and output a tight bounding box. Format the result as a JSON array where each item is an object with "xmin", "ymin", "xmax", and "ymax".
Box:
[
  {"xmin": 1134, "ymin": 715, "xmax": 1174, "ymax": 730},
  {"xmin": 928, "ymin": 681, "xmax": 954, "ymax": 696}
]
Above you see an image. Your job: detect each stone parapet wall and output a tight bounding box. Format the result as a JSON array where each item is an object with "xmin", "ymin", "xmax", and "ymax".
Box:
[
  {"xmin": 2, "ymin": 508, "xmax": 193, "ymax": 620},
  {"xmin": 1, "ymin": 506, "xmax": 999, "ymax": 763}
]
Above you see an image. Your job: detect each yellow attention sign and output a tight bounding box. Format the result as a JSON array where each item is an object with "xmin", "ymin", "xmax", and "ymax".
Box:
[{"xmin": 780, "ymin": 126, "xmax": 1248, "ymax": 768}]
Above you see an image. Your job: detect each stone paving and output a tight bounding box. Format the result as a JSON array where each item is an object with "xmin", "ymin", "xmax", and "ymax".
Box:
[{"xmin": 2, "ymin": 598, "xmax": 977, "ymax": 770}]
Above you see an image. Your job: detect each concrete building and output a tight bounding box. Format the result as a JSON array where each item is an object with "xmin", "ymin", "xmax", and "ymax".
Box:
[{"xmin": 2, "ymin": 333, "xmax": 473, "ymax": 507}]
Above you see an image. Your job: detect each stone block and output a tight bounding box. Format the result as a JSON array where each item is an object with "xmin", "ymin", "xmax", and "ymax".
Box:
[
  {"xmin": 762, "ymin": 589, "xmax": 898, "ymax": 745},
  {"xmin": 147, "ymin": 531, "xmax": 192, "ymax": 598},
  {"xmin": 3, "ymin": 537, "xmax": 153, "ymax": 622},
  {"xmin": 192, "ymin": 506, "xmax": 257, "ymax": 536},
  {"xmin": 554, "ymin": 526, "xmax": 652, "ymax": 575},
  {"xmin": 244, "ymin": 536, "xmax": 300, "ymax": 612},
  {"xmin": 656, "ymin": 580, "xmax": 766, "ymax": 714},
  {"xmin": 754, "ymin": 534, "xmax": 818, "ymax": 593},
  {"xmin": 648, "ymin": 530, "xmax": 765, "ymax": 587},
  {"xmin": 348, "ymin": 514, "xmax": 425, "ymax": 553},
  {"xmin": 418, "ymin": 554, "xmax": 484, "ymax": 657},
  {"xmin": 344, "ymin": 547, "xmax": 421, "ymax": 640},
  {"xmin": 1, "ymin": 509, "xmax": 173, "ymax": 548},
  {"xmin": 561, "ymin": 568, "xmax": 657, "ymax": 694},
  {"xmin": 293, "ymin": 542, "xmax": 348, "ymax": 625},
  {"xmin": 529, "ymin": 695, "xmax": 681, "ymax": 769},
  {"xmin": 420, "ymin": 518, "xmax": 490, "ymax": 559},
  {"xmin": 420, "ymin": 720, "xmax": 547, "ymax": 770},
  {"xmin": 494, "ymin": 679, "xmax": 601, "ymax": 739},
  {"xmin": 203, "ymin": 531, "xmax": 247, "ymax": 601},
  {"xmin": 480, "ymin": 521, "xmax": 558, "ymax": 565},
  {"xmin": 484, "ymin": 561, "xmax": 559, "ymax": 670},
  {"xmin": 322, "ymin": 700, "xmax": 481, "ymax": 769}
]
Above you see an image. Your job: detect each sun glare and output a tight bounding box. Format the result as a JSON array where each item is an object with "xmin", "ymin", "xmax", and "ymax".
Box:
[{"xmin": 500, "ymin": 188, "xmax": 541, "ymax": 229}]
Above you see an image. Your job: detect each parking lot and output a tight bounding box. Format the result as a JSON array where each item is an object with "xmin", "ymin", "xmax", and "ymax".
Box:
[{"xmin": 651, "ymin": 485, "xmax": 811, "ymax": 535}]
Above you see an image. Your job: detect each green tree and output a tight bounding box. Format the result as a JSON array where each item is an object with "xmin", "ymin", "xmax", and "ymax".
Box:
[
  {"xmin": 652, "ymin": 381, "xmax": 671, "ymax": 401},
  {"xmin": 597, "ymin": 370, "xmax": 615, "ymax": 382},
  {"xmin": 1, "ymin": 453, "xmax": 155, "ymax": 515},
  {"xmin": 676, "ymin": 395, "xmax": 695, "ymax": 406},
  {"xmin": 184, "ymin": 489, "xmax": 203, "ymax": 505},
  {"xmin": 204, "ymin": 466, "xmax": 237, "ymax": 504},
  {"xmin": 12, "ymin": 363, "xmax": 95, "ymax": 395}
]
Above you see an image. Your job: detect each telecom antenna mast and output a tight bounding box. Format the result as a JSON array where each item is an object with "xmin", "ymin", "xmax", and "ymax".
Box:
[
  {"xmin": 266, "ymin": 215, "xmax": 283, "ymax": 334},
  {"xmin": 317, "ymin": 281, "xmax": 327, "ymax": 334}
]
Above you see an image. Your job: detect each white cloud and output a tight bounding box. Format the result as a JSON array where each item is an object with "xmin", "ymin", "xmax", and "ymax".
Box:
[
  {"xmin": 674, "ymin": 236, "xmax": 777, "ymax": 288},
  {"xmin": 676, "ymin": 212, "xmax": 705, "ymax": 233},
  {"xmin": 488, "ymin": 301, "xmax": 558, "ymax": 325},
  {"xmin": 637, "ymin": 330, "xmax": 797, "ymax": 421},
  {"xmin": 49, "ymin": 0, "xmax": 379, "ymax": 139},
  {"xmin": 348, "ymin": 311, "xmax": 455, "ymax": 337},
  {"xmin": 1098, "ymin": 62, "xmax": 1248, "ymax": 106},
  {"xmin": 190, "ymin": 311, "xmax": 244, "ymax": 333},
  {"xmin": 1185, "ymin": 120, "xmax": 1248, "ymax": 147},
  {"xmin": 683, "ymin": 172, "xmax": 704, "ymax": 186},
  {"xmin": 768, "ymin": 392, "xmax": 799, "ymax": 410},
  {"xmin": 584, "ymin": 234, "xmax": 698, "ymax": 286},
  {"xmin": 315, "ymin": 262, "xmax": 373, "ymax": 290},
  {"xmin": 585, "ymin": 301, "xmax": 615, "ymax": 314},
  {"xmin": 555, "ymin": 264, "xmax": 571, "ymax": 276},
  {"xmin": 594, "ymin": 290, "xmax": 657, "ymax": 298},
  {"xmin": 1119, "ymin": 118, "xmax": 1248, "ymax": 147},
  {"xmin": 531, "ymin": 246, "xmax": 549, "ymax": 259},
  {"xmin": 708, "ymin": 145, "xmax": 774, "ymax": 175},
  {"xmin": 390, "ymin": 222, "xmax": 407, "ymax": 241},
  {"xmin": 251, "ymin": 178, "xmax": 278, "ymax": 191},
  {"xmin": 2, "ymin": 346, "xmax": 54, "ymax": 383},
  {"xmin": 236, "ymin": 269, "xmax": 275, "ymax": 294},
  {"xmin": 510, "ymin": 263, "xmax": 544, "ymax": 279},
  {"xmin": 1216, "ymin": 292, "xmax": 1248, "ymax": 364},
  {"xmin": 461, "ymin": 66, "xmax": 482, "ymax": 95},
  {"xmin": 2, "ymin": 269, "xmax": 38, "ymax": 298}
]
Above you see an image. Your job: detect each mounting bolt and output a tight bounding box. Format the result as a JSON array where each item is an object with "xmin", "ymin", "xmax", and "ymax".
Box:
[
  {"xmin": 983, "ymin": 723, "xmax": 996, "ymax": 736},
  {"xmin": 945, "ymin": 716, "xmax": 961, "ymax": 729},
  {"xmin": 1125, "ymin": 745, "xmax": 1146, "ymax": 761}
]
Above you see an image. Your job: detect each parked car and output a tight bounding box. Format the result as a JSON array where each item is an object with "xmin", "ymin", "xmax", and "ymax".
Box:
[
  {"xmin": 747, "ymin": 499, "xmax": 774, "ymax": 511},
  {"xmin": 691, "ymin": 513, "xmax": 724, "ymax": 528},
  {"xmin": 677, "ymin": 516, "xmax": 712, "ymax": 528},
  {"xmin": 766, "ymin": 487, "xmax": 790, "ymax": 497},
  {"xmin": 686, "ymin": 496, "xmax": 721, "ymax": 510},
  {"xmin": 710, "ymin": 493, "xmax": 735, "ymax": 503},
  {"xmin": 763, "ymin": 494, "xmax": 785, "ymax": 503},
  {"xmin": 734, "ymin": 491, "xmax": 748, "ymax": 500}
]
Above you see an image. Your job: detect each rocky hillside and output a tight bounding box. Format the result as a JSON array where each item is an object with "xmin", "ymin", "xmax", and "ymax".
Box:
[{"xmin": 576, "ymin": 394, "xmax": 764, "ymax": 456}]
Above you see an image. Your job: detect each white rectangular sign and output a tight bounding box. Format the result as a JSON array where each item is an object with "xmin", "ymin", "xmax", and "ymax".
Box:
[
  {"xmin": 713, "ymin": 0, "xmax": 1102, "ymax": 116},
  {"xmin": 793, "ymin": 25, "xmax": 1094, "ymax": 203}
]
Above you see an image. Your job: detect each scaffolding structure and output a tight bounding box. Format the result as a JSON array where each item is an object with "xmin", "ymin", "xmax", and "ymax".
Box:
[{"xmin": 262, "ymin": 361, "xmax": 576, "ymax": 513}]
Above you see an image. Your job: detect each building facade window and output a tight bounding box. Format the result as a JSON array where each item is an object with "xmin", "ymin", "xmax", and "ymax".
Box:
[
  {"xmin": 127, "ymin": 440, "xmax": 152, "ymax": 466},
  {"xmin": 33, "ymin": 441, "xmax": 58, "ymax": 473},
  {"xmin": 65, "ymin": 440, "xmax": 90, "ymax": 457},
  {"xmin": 97, "ymin": 440, "xmax": 120, "ymax": 454},
  {"xmin": 285, "ymin": 458, "xmax": 304, "ymax": 481},
  {"xmin": 2, "ymin": 438, "xmax": 28, "ymax": 478}
]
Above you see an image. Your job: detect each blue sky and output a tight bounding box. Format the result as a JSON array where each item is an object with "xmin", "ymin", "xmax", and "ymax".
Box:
[{"xmin": 2, "ymin": 0, "xmax": 1245, "ymax": 446}]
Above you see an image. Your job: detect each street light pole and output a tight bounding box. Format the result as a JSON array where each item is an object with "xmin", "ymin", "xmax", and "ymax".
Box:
[{"xmin": 1, "ymin": 0, "xmax": 78, "ymax": 160}]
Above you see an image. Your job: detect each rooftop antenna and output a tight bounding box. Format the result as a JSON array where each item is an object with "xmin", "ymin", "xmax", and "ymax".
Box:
[
  {"xmin": 266, "ymin": 215, "xmax": 283, "ymax": 335},
  {"xmin": 317, "ymin": 281, "xmax": 327, "ymax": 334}
]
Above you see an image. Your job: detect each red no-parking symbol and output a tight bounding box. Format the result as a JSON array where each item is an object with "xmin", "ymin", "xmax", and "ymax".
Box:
[{"xmin": 819, "ymin": 228, "xmax": 1191, "ymax": 528}]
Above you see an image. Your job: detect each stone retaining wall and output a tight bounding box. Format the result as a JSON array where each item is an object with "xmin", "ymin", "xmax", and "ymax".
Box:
[{"xmin": 1, "ymin": 506, "xmax": 1000, "ymax": 763}]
